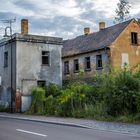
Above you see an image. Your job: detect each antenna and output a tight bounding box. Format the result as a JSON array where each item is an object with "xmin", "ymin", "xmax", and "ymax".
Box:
[
  {"xmin": 0, "ymin": 17, "xmax": 16, "ymax": 36},
  {"xmin": 1, "ymin": 17, "xmax": 16, "ymax": 24}
]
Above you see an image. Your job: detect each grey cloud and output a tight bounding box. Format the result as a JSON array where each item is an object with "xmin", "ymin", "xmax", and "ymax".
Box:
[
  {"xmin": 13, "ymin": 0, "xmax": 39, "ymax": 11},
  {"xmin": 0, "ymin": 12, "xmax": 18, "ymax": 20},
  {"xmin": 128, "ymin": 0, "xmax": 140, "ymax": 5},
  {"xmin": 29, "ymin": 16, "xmax": 83, "ymax": 33},
  {"xmin": 75, "ymin": 0, "xmax": 95, "ymax": 12}
]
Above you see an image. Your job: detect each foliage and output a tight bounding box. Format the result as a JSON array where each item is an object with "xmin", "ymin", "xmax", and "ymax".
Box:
[
  {"xmin": 28, "ymin": 87, "xmax": 46, "ymax": 114},
  {"xmin": 28, "ymin": 67, "xmax": 140, "ymax": 123},
  {"xmin": 45, "ymin": 83, "xmax": 61, "ymax": 97},
  {"xmin": 45, "ymin": 95, "xmax": 58, "ymax": 115},
  {"xmin": 56, "ymin": 82, "xmax": 91, "ymax": 116},
  {"xmin": 137, "ymin": 18, "xmax": 140, "ymax": 24},
  {"xmin": 115, "ymin": 0, "xmax": 131, "ymax": 23}
]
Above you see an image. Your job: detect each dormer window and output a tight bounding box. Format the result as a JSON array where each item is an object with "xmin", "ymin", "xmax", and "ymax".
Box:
[{"xmin": 131, "ymin": 32, "xmax": 138, "ymax": 45}]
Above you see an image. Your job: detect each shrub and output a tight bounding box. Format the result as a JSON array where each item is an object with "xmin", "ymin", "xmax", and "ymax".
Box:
[
  {"xmin": 28, "ymin": 87, "xmax": 46, "ymax": 114},
  {"xmin": 45, "ymin": 83, "xmax": 61, "ymax": 97},
  {"xmin": 45, "ymin": 95, "xmax": 58, "ymax": 115}
]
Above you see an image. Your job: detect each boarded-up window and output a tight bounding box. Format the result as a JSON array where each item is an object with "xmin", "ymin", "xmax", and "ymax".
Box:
[{"xmin": 122, "ymin": 53, "xmax": 129, "ymax": 68}]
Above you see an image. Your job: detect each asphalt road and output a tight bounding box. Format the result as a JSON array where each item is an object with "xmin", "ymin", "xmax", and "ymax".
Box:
[{"xmin": 0, "ymin": 117, "xmax": 140, "ymax": 140}]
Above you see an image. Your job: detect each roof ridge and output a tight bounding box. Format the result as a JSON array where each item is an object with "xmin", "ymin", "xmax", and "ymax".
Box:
[
  {"xmin": 64, "ymin": 18, "xmax": 134, "ymax": 42},
  {"xmin": 104, "ymin": 18, "xmax": 134, "ymax": 30}
]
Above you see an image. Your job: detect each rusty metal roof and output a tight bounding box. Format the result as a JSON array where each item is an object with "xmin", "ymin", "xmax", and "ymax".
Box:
[{"xmin": 62, "ymin": 19, "xmax": 133, "ymax": 57}]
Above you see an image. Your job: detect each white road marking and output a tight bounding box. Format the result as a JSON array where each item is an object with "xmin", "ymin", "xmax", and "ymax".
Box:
[{"xmin": 16, "ymin": 129, "xmax": 47, "ymax": 137}]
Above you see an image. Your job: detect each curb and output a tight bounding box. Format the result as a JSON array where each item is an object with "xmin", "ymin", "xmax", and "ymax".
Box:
[
  {"xmin": 0, "ymin": 114, "xmax": 91, "ymax": 129},
  {"xmin": 1, "ymin": 114, "xmax": 140, "ymax": 138}
]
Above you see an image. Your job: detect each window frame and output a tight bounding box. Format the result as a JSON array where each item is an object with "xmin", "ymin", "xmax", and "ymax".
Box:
[
  {"xmin": 4, "ymin": 51, "xmax": 8, "ymax": 67},
  {"xmin": 37, "ymin": 80, "xmax": 46, "ymax": 87},
  {"xmin": 96, "ymin": 54, "xmax": 103, "ymax": 70},
  {"xmin": 42, "ymin": 51, "xmax": 50, "ymax": 65},
  {"xmin": 131, "ymin": 32, "xmax": 138, "ymax": 45},
  {"xmin": 64, "ymin": 61, "xmax": 69, "ymax": 75},
  {"xmin": 85, "ymin": 56, "xmax": 91, "ymax": 71},
  {"xmin": 73, "ymin": 59, "xmax": 79, "ymax": 73}
]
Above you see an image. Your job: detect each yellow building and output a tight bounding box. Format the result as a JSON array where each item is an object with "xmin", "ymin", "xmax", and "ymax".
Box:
[{"xmin": 62, "ymin": 19, "xmax": 140, "ymax": 80}]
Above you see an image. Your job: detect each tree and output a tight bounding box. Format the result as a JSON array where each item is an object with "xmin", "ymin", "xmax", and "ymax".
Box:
[
  {"xmin": 137, "ymin": 18, "xmax": 140, "ymax": 24},
  {"xmin": 115, "ymin": 0, "xmax": 131, "ymax": 23}
]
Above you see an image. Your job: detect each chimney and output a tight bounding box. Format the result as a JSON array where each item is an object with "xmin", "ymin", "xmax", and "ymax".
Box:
[
  {"xmin": 84, "ymin": 27, "xmax": 90, "ymax": 35},
  {"xmin": 21, "ymin": 19, "xmax": 28, "ymax": 35},
  {"xmin": 99, "ymin": 22, "xmax": 105, "ymax": 30}
]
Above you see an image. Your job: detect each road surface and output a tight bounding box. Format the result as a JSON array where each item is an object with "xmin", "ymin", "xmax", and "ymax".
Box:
[{"xmin": 0, "ymin": 117, "xmax": 139, "ymax": 140}]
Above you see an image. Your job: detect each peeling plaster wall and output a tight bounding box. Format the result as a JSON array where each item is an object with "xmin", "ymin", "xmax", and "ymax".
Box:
[
  {"xmin": 0, "ymin": 34, "xmax": 62, "ymax": 112},
  {"xmin": 0, "ymin": 40, "xmax": 16, "ymax": 107},
  {"xmin": 16, "ymin": 41, "xmax": 62, "ymax": 94},
  {"xmin": 62, "ymin": 50, "xmax": 110, "ymax": 81}
]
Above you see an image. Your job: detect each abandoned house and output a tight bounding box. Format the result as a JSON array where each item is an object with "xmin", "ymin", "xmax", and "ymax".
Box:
[
  {"xmin": 0, "ymin": 19, "xmax": 63, "ymax": 112},
  {"xmin": 62, "ymin": 19, "xmax": 140, "ymax": 81}
]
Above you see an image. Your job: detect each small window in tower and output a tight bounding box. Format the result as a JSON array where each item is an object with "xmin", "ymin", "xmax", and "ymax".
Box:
[
  {"xmin": 4, "ymin": 51, "xmax": 8, "ymax": 67},
  {"xmin": 42, "ymin": 51, "xmax": 50, "ymax": 65}
]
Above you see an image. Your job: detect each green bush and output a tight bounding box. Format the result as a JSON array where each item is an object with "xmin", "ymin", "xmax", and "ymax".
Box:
[
  {"xmin": 45, "ymin": 83, "xmax": 61, "ymax": 97},
  {"xmin": 27, "ymin": 67, "xmax": 140, "ymax": 123},
  {"xmin": 45, "ymin": 95, "xmax": 58, "ymax": 115},
  {"xmin": 56, "ymin": 82, "xmax": 90, "ymax": 116},
  {"xmin": 28, "ymin": 87, "xmax": 46, "ymax": 114}
]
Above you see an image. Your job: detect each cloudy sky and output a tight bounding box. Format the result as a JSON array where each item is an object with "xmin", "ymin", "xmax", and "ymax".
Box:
[{"xmin": 0, "ymin": 0, "xmax": 140, "ymax": 39}]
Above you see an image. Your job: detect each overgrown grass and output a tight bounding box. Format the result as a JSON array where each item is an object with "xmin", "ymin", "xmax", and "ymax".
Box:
[{"xmin": 27, "ymin": 67, "xmax": 140, "ymax": 123}]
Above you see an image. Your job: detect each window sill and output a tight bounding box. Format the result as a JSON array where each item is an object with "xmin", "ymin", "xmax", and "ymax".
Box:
[
  {"xmin": 64, "ymin": 73, "xmax": 70, "ymax": 75},
  {"xmin": 85, "ymin": 68, "xmax": 91, "ymax": 72},
  {"xmin": 131, "ymin": 43, "xmax": 138, "ymax": 46},
  {"xmin": 4, "ymin": 66, "xmax": 8, "ymax": 68},
  {"xmin": 41, "ymin": 64, "xmax": 50, "ymax": 67},
  {"xmin": 74, "ymin": 70, "xmax": 79, "ymax": 73},
  {"xmin": 96, "ymin": 67, "xmax": 103, "ymax": 70}
]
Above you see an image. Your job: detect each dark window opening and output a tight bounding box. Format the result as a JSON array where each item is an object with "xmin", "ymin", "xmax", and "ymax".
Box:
[
  {"xmin": 37, "ymin": 80, "xmax": 46, "ymax": 87},
  {"xmin": 131, "ymin": 32, "xmax": 138, "ymax": 45},
  {"xmin": 42, "ymin": 51, "xmax": 49, "ymax": 65},
  {"xmin": 74, "ymin": 59, "xmax": 79, "ymax": 72},
  {"xmin": 96, "ymin": 55, "xmax": 102, "ymax": 69},
  {"xmin": 85, "ymin": 57, "xmax": 91, "ymax": 71},
  {"xmin": 64, "ymin": 61, "xmax": 69, "ymax": 75},
  {"xmin": 4, "ymin": 51, "xmax": 8, "ymax": 67}
]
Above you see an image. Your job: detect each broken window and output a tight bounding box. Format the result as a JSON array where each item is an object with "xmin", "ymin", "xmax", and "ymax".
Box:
[
  {"xmin": 96, "ymin": 55, "xmax": 102, "ymax": 69},
  {"xmin": 37, "ymin": 80, "xmax": 46, "ymax": 87},
  {"xmin": 4, "ymin": 51, "xmax": 8, "ymax": 67},
  {"xmin": 131, "ymin": 32, "xmax": 138, "ymax": 45},
  {"xmin": 85, "ymin": 57, "xmax": 91, "ymax": 70},
  {"xmin": 42, "ymin": 51, "xmax": 50, "ymax": 65},
  {"xmin": 64, "ymin": 61, "xmax": 69, "ymax": 75},
  {"xmin": 74, "ymin": 59, "xmax": 79, "ymax": 72}
]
